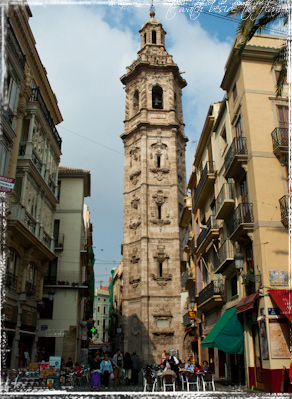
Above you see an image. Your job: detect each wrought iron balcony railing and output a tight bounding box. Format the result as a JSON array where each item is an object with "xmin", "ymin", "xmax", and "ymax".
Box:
[
  {"xmin": 30, "ymin": 88, "xmax": 62, "ymax": 149},
  {"xmin": 25, "ymin": 282, "xmax": 36, "ymax": 298},
  {"xmin": 229, "ymin": 203, "xmax": 254, "ymax": 236},
  {"xmin": 54, "ymin": 234, "xmax": 64, "ymax": 250},
  {"xmin": 197, "ymin": 215, "xmax": 218, "ymax": 249},
  {"xmin": 271, "ymin": 127, "xmax": 288, "ymax": 151},
  {"xmin": 279, "ymin": 195, "xmax": 289, "ymax": 221},
  {"xmin": 1, "ymin": 106, "xmax": 14, "ymax": 125},
  {"xmin": 194, "ymin": 161, "xmax": 215, "ymax": 204},
  {"xmin": 215, "ymin": 183, "xmax": 235, "ymax": 215},
  {"xmin": 44, "ymin": 271, "xmax": 84, "ymax": 286},
  {"xmin": 5, "ymin": 271, "xmax": 18, "ymax": 291},
  {"xmin": 198, "ymin": 279, "xmax": 224, "ymax": 306},
  {"xmin": 224, "ymin": 137, "xmax": 248, "ymax": 173},
  {"xmin": 7, "ymin": 18, "xmax": 26, "ymax": 69},
  {"xmin": 216, "ymin": 239, "xmax": 235, "ymax": 273}
]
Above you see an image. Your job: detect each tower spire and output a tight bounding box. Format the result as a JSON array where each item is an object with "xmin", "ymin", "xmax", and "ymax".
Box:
[{"xmin": 150, "ymin": 0, "xmax": 155, "ymax": 18}]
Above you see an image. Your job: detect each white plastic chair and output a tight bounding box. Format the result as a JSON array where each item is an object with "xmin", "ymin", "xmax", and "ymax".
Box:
[
  {"xmin": 201, "ymin": 372, "xmax": 215, "ymax": 391},
  {"xmin": 186, "ymin": 372, "xmax": 200, "ymax": 391},
  {"xmin": 143, "ymin": 373, "xmax": 157, "ymax": 392},
  {"xmin": 163, "ymin": 374, "xmax": 176, "ymax": 392}
]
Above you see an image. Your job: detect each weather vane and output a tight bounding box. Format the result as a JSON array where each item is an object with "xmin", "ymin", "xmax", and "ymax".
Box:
[{"xmin": 150, "ymin": 0, "xmax": 155, "ymax": 16}]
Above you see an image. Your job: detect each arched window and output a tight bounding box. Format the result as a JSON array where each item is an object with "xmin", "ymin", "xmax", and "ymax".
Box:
[
  {"xmin": 152, "ymin": 85, "xmax": 163, "ymax": 109},
  {"xmin": 133, "ymin": 90, "xmax": 139, "ymax": 112},
  {"xmin": 144, "ymin": 32, "xmax": 147, "ymax": 44},
  {"xmin": 152, "ymin": 30, "xmax": 156, "ymax": 44}
]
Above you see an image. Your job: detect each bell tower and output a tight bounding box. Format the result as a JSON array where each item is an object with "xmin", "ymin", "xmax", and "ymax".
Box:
[{"xmin": 120, "ymin": 9, "xmax": 188, "ymax": 363}]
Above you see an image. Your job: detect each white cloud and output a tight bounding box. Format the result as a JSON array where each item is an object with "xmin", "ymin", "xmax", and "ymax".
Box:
[{"xmin": 28, "ymin": 2, "xmax": 232, "ymax": 283}]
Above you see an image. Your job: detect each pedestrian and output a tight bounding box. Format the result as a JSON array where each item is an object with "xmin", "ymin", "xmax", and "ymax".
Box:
[
  {"xmin": 163, "ymin": 353, "xmax": 180, "ymax": 381},
  {"xmin": 123, "ymin": 352, "xmax": 133, "ymax": 386},
  {"xmin": 131, "ymin": 350, "xmax": 141, "ymax": 385},
  {"xmin": 90, "ymin": 353, "xmax": 101, "ymax": 389},
  {"xmin": 202, "ymin": 360, "xmax": 209, "ymax": 372},
  {"xmin": 112, "ymin": 349, "xmax": 123, "ymax": 387},
  {"xmin": 100, "ymin": 353, "xmax": 113, "ymax": 389},
  {"xmin": 161, "ymin": 349, "xmax": 167, "ymax": 364},
  {"xmin": 65, "ymin": 357, "xmax": 73, "ymax": 368}
]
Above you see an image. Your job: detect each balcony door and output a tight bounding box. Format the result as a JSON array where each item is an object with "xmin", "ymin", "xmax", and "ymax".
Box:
[
  {"xmin": 235, "ymin": 115, "xmax": 245, "ymax": 153},
  {"xmin": 276, "ymin": 105, "xmax": 288, "ymax": 128},
  {"xmin": 240, "ymin": 176, "xmax": 251, "ymax": 222}
]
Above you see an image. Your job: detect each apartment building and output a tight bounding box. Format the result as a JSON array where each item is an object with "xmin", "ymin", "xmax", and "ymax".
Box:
[
  {"xmin": 93, "ymin": 287, "xmax": 110, "ymax": 345},
  {"xmin": 185, "ymin": 34, "xmax": 290, "ymax": 393},
  {"xmin": 38, "ymin": 166, "xmax": 93, "ymax": 363},
  {"xmin": 108, "ymin": 261, "xmax": 123, "ymax": 353},
  {"xmin": 2, "ymin": 3, "xmax": 63, "ymax": 368}
]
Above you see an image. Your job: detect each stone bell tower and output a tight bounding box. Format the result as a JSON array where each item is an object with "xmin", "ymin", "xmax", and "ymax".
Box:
[{"xmin": 120, "ymin": 9, "xmax": 188, "ymax": 363}]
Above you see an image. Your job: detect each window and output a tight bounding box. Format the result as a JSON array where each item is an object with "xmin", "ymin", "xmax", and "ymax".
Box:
[
  {"xmin": 0, "ymin": 141, "xmax": 9, "ymax": 176},
  {"xmin": 103, "ymin": 307, "xmax": 106, "ymax": 314},
  {"xmin": 159, "ymin": 262, "xmax": 163, "ymax": 277},
  {"xmin": 97, "ymin": 320, "xmax": 100, "ymax": 325},
  {"xmin": 157, "ymin": 155, "xmax": 161, "ymax": 168},
  {"xmin": 27, "ymin": 264, "xmax": 36, "ymax": 284},
  {"xmin": 152, "ymin": 85, "xmax": 163, "ymax": 109},
  {"xmin": 8, "ymin": 77, "xmax": 18, "ymax": 111},
  {"xmin": 7, "ymin": 250, "xmax": 18, "ymax": 275},
  {"xmin": 235, "ymin": 115, "xmax": 243, "ymax": 138},
  {"xmin": 98, "ymin": 307, "xmax": 100, "ymax": 312},
  {"xmin": 103, "ymin": 319, "xmax": 106, "ymax": 329},
  {"xmin": 39, "ymin": 298, "xmax": 54, "ymax": 319},
  {"xmin": 57, "ymin": 180, "xmax": 61, "ymax": 202},
  {"xmin": 276, "ymin": 105, "xmax": 289, "ymax": 128},
  {"xmin": 232, "ymin": 83, "xmax": 238, "ymax": 102},
  {"xmin": 44, "ymin": 259, "xmax": 57, "ymax": 285},
  {"xmin": 158, "ymin": 205, "xmax": 161, "ymax": 219},
  {"xmin": 152, "ymin": 30, "xmax": 156, "ymax": 44},
  {"xmin": 144, "ymin": 32, "xmax": 146, "ymax": 44},
  {"xmin": 133, "ymin": 90, "xmax": 139, "ymax": 112},
  {"xmin": 104, "ymin": 298, "xmax": 106, "ymax": 302},
  {"xmin": 231, "ymin": 274, "xmax": 238, "ymax": 297},
  {"xmin": 220, "ymin": 127, "xmax": 227, "ymax": 155},
  {"xmin": 98, "ymin": 298, "xmax": 100, "ymax": 301},
  {"xmin": 156, "ymin": 319, "xmax": 169, "ymax": 328}
]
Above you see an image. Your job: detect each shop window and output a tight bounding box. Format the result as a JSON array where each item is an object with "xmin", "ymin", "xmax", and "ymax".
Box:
[{"xmin": 152, "ymin": 85, "xmax": 163, "ymax": 109}]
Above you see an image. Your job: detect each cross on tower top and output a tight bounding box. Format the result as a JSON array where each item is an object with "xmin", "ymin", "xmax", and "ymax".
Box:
[{"xmin": 150, "ymin": 0, "xmax": 155, "ymax": 18}]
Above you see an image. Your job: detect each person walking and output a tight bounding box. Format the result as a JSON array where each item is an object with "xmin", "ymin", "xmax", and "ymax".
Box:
[
  {"xmin": 112, "ymin": 349, "xmax": 123, "ymax": 387},
  {"xmin": 100, "ymin": 353, "xmax": 113, "ymax": 389},
  {"xmin": 90, "ymin": 353, "xmax": 101, "ymax": 389},
  {"xmin": 123, "ymin": 352, "xmax": 133, "ymax": 386},
  {"xmin": 131, "ymin": 350, "xmax": 141, "ymax": 385}
]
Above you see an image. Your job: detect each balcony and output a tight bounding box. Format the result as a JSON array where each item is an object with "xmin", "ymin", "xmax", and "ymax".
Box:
[
  {"xmin": 30, "ymin": 88, "xmax": 62, "ymax": 149},
  {"xmin": 196, "ymin": 216, "xmax": 219, "ymax": 254},
  {"xmin": 181, "ymin": 268, "xmax": 195, "ymax": 287},
  {"xmin": 182, "ymin": 228, "xmax": 192, "ymax": 252},
  {"xmin": 5, "ymin": 272, "xmax": 18, "ymax": 291},
  {"xmin": 179, "ymin": 197, "xmax": 192, "ymax": 227},
  {"xmin": 279, "ymin": 195, "xmax": 289, "ymax": 228},
  {"xmin": 25, "ymin": 282, "xmax": 36, "ymax": 299},
  {"xmin": 190, "ymin": 236, "xmax": 196, "ymax": 254},
  {"xmin": 271, "ymin": 127, "xmax": 288, "ymax": 160},
  {"xmin": 54, "ymin": 234, "xmax": 64, "ymax": 250},
  {"xmin": 1, "ymin": 106, "xmax": 14, "ymax": 126},
  {"xmin": 224, "ymin": 137, "xmax": 248, "ymax": 179},
  {"xmin": 215, "ymin": 183, "xmax": 235, "ymax": 220},
  {"xmin": 44, "ymin": 271, "xmax": 86, "ymax": 288},
  {"xmin": 198, "ymin": 279, "xmax": 224, "ymax": 311},
  {"xmin": 215, "ymin": 240, "xmax": 235, "ymax": 274},
  {"xmin": 43, "ymin": 231, "xmax": 53, "ymax": 250},
  {"xmin": 32, "ymin": 150, "xmax": 42, "ymax": 174},
  {"xmin": 229, "ymin": 203, "xmax": 254, "ymax": 241},
  {"xmin": 7, "ymin": 18, "xmax": 26, "ymax": 69},
  {"xmin": 193, "ymin": 162, "xmax": 216, "ymax": 210}
]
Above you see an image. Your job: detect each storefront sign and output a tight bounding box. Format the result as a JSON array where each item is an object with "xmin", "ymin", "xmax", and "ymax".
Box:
[
  {"xmin": 41, "ymin": 325, "xmax": 48, "ymax": 331},
  {"xmin": 21, "ymin": 310, "xmax": 37, "ymax": 327},
  {"xmin": 188, "ymin": 311, "xmax": 196, "ymax": 319},
  {"xmin": 0, "ymin": 176, "xmax": 15, "ymax": 193},
  {"xmin": 268, "ymin": 308, "xmax": 280, "ymax": 316},
  {"xmin": 269, "ymin": 319, "xmax": 290, "ymax": 358},
  {"xmin": 269, "ymin": 270, "xmax": 288, "ymax": 286}
]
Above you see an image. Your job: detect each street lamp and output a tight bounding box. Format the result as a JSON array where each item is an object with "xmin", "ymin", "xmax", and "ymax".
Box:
[
  {"xmin": 234, "ymin": 247, "xmax": 244, "ymax": 271},
  {"xmin": 48, "ymin": 290, "xmax": 55, "ymax": 301},
  {"xmin": 189, "ymin": 298, "xmax": 195, "ymax": 309}
]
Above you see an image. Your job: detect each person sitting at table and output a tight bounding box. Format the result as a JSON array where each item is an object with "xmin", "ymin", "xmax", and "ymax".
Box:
[
  {"xmin": 194, "ymin": 362, "xmax": 203, "ymax": 372},
  {"xmin": 202, "ymin": 360, "xmax": 209, "ymax": 372},
  {"xmin": 184, "ymin": 359, "xmax": 194, "ymax": 371},
  {"xmin": 75, "ymin": 362, "xmax": 82, "ymax": 377},
  {"xmin": 162, "ymin": 364, "xmax": 176, "ymax": 380},
  {"xmin": 65, "ymin": 357, "xmax": 73, "ymax": 368}
]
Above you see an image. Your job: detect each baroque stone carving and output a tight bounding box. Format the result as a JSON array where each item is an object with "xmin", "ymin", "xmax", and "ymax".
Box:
[
  {"xmin": 150, "ymin": 219, "xmax": 170, "ymax": 227},
  {"xmin": 129, "ymin": 171, "xmax": 141, "ymax": 185},
  {"xmin": 153, "ymin": 190, "xmax": 167, "ymax": 205},
  {"xmin": 129, "ymin": 218, "xmax": 141, "ymax": 230},
  {"xmin": 131, "ymin": 194, "xmax": 140, "ymax": 210},
  {"xmin": 150, "ymin": 168, "xmax": 170, "ymax": 181}
]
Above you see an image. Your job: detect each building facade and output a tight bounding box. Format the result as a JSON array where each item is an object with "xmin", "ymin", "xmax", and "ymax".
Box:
[
  {"xmin": 120, "ymin": 10, "xmax": 188, "ymax": 363},
  {"xmin": 185, "ymin": 34, "xmax": 290, "ymax": 393},
  {"xmin": 109, "ymin": 261, "xmax": 124, "ymax": 353},
  {"xmin": 93, "ymin": 287, "xmax": 110, "ymax": 345},
  {"xmin": 2, "ymin": 3, "xmax": 63, "ymax": 369},
  {"xmin": 38, "ymin": 166, "xmax": 93, "ymax": 363}
]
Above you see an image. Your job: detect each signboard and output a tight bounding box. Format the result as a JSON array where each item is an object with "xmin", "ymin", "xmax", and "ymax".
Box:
[
  {"xmin": 49, "ymin": 356, "xmax": 61, "ymax": 376},
  {"xmin": 0, "ymin": 176, "xmax": 15, "ymax": 193},
  {"xmin": 268, "ymin": 308, "xmax": 280, "ymax": 316},
  {"xmin": 269, "ymin": 270, "xmax": 288, "ymax": 286},
  {"xmin": 188, "ymin": 311, "xmax": 197, "ymax": 319},
  {"xmin": 269, "ymin": 319, "xmax": 290, "ymax": 358}
]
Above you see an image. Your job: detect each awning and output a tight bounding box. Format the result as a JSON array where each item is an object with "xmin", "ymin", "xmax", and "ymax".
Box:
[
  {"xmin": 236, "ymin": 291, "xmax": 259, "ymax": 314},
  {"xmin": 201, "ymin": 307, "xmax": 243, "ymax": 354},
  {"xmin": 269, "ymin": 289, "xmax": 292, "ymax": 322}
]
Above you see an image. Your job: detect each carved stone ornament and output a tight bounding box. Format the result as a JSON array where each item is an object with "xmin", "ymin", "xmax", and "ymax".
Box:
[
  {"xmin": 129, "ymin": 171, "xmax": 141, "ymax": 185},
  {"xmin": 151, "ymin": 273, "xmax": 172, "ymax": 286},
  {"xmin": 151, "ymin": 138, "xmax": 167, "ymax": 152},
  {"xmin": 153, "ymin": 307, "xmax": 172, "ymax": 318},
  {"xmin": 131, "ymin": 195, "xmax": 140, "ymax": 210},
  {"xmin": 152, "ymin": 328, "xmax": 175, "ymax": 336},
  {"xmin": 150, "ymin": 219, "xmax": 171, "ymax": 227},
  {"xmin": 150, "ymin": 168, "xmax": 170, "ymax": 181},
  {"xmin": 153, "ymin": 190, "xmax": 167, "ymax": 205},
  {"xmin": 129, "ymin": 276, "xmax": 141, "ymax": 288},
  {"xmin": 130, "ymin": 146, "xmax": 140, "ymax": 161},
  {"xmin": 129, "ymin": 218, "xmax": 141, "ymax": 230}
]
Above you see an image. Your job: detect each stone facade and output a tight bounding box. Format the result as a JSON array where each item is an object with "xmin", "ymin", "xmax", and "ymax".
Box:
[{"xmin": 120, "ymin": 11, "xmax": 188, "ymax": 364}]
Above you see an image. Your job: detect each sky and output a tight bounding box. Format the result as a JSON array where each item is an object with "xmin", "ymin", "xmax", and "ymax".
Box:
[{"xmin": 24, "ymin": 0, "xmax": 285, "ymax": 286}]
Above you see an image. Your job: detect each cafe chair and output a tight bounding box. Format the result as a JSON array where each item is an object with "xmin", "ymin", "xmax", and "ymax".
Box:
[
  {"xmin": 143, "ymin": 373, "xmax": 157, "ymax": 392},
  {"xmin": 201, "ymin": 372, "xmax": 215, "ymax": 391},
  {"xmin": 163, "ymin": 374, "xmax": 176, "ymax": 392},
  {"xmin": 181, "ymin": 372, "xmax": 189, "ymax": 390},
  {"xmin": 186, "ymin": 372, "xmax": 200, "ymax": 391}
]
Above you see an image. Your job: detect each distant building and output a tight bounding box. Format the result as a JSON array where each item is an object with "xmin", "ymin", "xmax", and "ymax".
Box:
[
  {"xmin": 38, "ymin": 166, "xmax": 93, "ymax": 363},
  {"xmin": 93, "ymin": 287, "xmax": 110, "ymax": 345},
  {"xmin": 2, "ymin": 3, "xmax": 63, "ymax": 368},
  {"xmin": 109, "ymin": 261, "xmax": 123, "ymax": 353}
]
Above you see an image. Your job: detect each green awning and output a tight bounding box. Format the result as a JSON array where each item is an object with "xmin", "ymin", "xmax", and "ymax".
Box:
[{"xmin": 201, "ymin": 307, "xmax": 243, "ymax": 354}]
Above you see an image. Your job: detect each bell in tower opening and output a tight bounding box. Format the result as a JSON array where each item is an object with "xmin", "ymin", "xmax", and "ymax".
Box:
[{"xmin": 120, "ymin": 7, "xmax": 188, "ymax": 364}]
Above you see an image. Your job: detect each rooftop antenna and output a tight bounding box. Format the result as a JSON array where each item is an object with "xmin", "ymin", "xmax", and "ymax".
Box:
[{"xmin": 150, "ymin": 0, "xmax": 155, "ymax": 17}]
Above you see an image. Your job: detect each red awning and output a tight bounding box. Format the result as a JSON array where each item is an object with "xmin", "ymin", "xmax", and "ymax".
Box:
[
  {"xmin": 269, "ymin": 289, "xmax": 292, "ymax": 322},
  {"xmin": 236, "ymin": 291, "xmax": 259, "ymax": 314}
]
